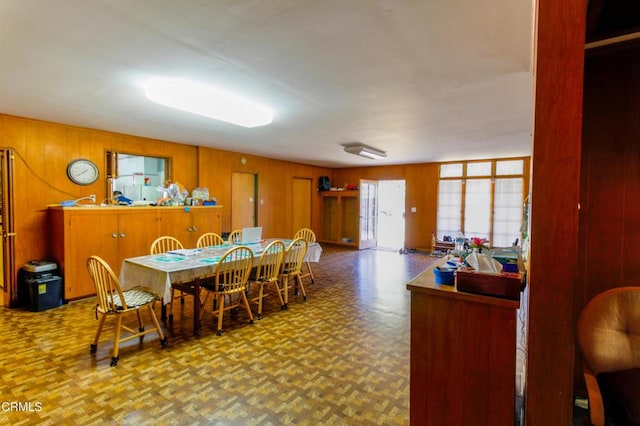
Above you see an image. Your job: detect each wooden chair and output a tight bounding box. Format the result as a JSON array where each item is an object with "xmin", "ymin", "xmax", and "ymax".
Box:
[
  {"xmin": 150, "ymin": 235, "xmax": 184, "ymax": 254},
  {"xmin": 279, "ymin": 238, "xmax": 308, "ymax": 309},
  {"xmin": 227, "ymin": 229, "xmax": 243, "ymax": 244},
  {"xmin": 150, "ymin": 236, "xmax": 187, "ymax": 321},
  {"xmin": 577, "ymin": 287, "xmax": 640, "ymax": 426},
  {"xmin": 196, "ymin": 232, "xmax": 224, "ymax": 248},
  {"xmin": 87, "ymin": 255, "xmax": 167, "ymax": 366},
  {"xmin": 294, "ymin": 228, "xmax": 316, "ymax": 284},
  {"xmin": 199, "ymin": 246, "xmax": 254, "ymax": 335},
  {"xmin": 249, "ymin": 240, "xmax": 286, "ymax": 319}
]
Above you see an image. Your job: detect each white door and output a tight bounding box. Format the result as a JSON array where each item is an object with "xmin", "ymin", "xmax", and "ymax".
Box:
[
  {"xmin": 359, "ymin": 179, "xmax": 378, "ymax": 249},
  {"xmin": 377, "ymin": 180, "xmax": 406, "ymax": 250}
]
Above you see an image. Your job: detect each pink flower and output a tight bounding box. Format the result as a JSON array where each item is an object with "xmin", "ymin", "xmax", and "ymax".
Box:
[{"xmin": 470, "ymin": 237, "xmax": 489, "ymax": 249}]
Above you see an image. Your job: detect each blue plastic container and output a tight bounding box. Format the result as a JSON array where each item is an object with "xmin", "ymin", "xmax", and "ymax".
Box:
[{"xmin": 433, "ymin": 267, "xmax": 455, "ymax": 285}]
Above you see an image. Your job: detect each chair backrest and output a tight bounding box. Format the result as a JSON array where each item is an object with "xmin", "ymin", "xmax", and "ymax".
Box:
[
  {"xmin": 254, "ymin": 240, "xmax": 285, "ymax": 283},
  {"xmin": 227, "ymin": 229, "xmax": 243, "ymax": 244},
  {"xmin": 577, "ymin": 286, "xmax": 640, "ymax": 375},
  {"xmin": 87, "ymin": 255, "xmax": 128, "ymax": 312},
  {"xmin": 281, "ymin": 238, "xmax": 308, "ymax": 275},
  {"xmin": 196, "ymin": 232, "xmax": 224, "ymax": 248},
  {"xmin": 150, "ymin": 236, "xmax": 184, "ymax": 255},
  {"xmin": 214, "ymin": 246, "xmax": 254, "ymax": 294},
  {"xmin": 294, "ymin": 228, "xmax": 316, "ymax": 243}
]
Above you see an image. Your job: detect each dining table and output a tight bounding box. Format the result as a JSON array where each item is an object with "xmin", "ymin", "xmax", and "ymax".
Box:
[{"xmin": 119, "ymin": 239, "xmax": 322, "ymax": 334}]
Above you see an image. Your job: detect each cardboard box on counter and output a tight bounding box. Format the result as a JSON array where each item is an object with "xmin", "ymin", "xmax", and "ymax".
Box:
[{"xmin": 455, "ymin": 267, "xmax": 524, "ymax": 301}]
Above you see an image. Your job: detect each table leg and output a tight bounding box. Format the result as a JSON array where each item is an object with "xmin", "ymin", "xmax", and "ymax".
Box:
[
  {"xmin": 194, "ymin": 278, "xmax": 200, "ymax": 335},
  {"xmin": 161, "ymin": 303, "xmax": 167, "ymax": 321}
]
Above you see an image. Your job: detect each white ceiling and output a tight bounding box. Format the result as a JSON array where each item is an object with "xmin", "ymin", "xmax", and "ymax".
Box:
[{"xmin": 0, "ymin": 0, "xmax": 534, "ymax": 168}]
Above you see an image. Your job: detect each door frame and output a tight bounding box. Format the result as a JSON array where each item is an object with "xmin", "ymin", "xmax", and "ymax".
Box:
[
  {"xmin": 1, "ymin": 150, "xmax": 15, "ymax": 307},
  {"xmin": 359, "ymin": 179, "xmax": 378, "ymax": 250},
  {"xmin": 231, "ymin": 171, "xmax": 258, "ymax": 231}
]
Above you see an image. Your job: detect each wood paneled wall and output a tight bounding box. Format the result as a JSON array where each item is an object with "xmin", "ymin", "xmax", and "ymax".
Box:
[
  {"xmin": 332, "ymin": 164, "xmax": 439, "ymax": 249},
  {"xmin": 196, "ymin": 148, "xmax": 330, "ymax": 237},
  {"xmin": 575, "ymin": 41, "xmax": 640, "ymax": 389},
  {"xmin": 0, "ymin": 113, "xmax": 330, "ymax": 306}
]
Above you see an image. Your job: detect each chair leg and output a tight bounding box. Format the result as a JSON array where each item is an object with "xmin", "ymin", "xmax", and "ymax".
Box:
[
  {"xmin": 90, "ymin": 313, "xmax": 107, "ymax": 354},
  {"xmin": 147, "ymin": 303, "xmax": 167, "ymax": 346},
  {"xmin": 216, "ymin": 294, "xmax": 225, "ymax": 336},
  {"xmin": 296, "ymin": 274, "xmax": 307, "ymax": 301},
  {"xmin": 241, "ymin": 291, "xmax": 254, "ymax": 323},
  {"xmin": 272, "ymin": 280, "xmax": 285, "ymax": 310},
  {"xmin": 111, "ymin": 315, "xmax": 123, "ymax": 367},
  {"xmin": 306, "ymin": 261, "xmax": 315, "ymax": 284},
  {"xmin": 281, "ymin": 275, "xmax": 289, "ymax": 309},
  {"xmin": 257, "ymin": 284, "xmax": 265, "ymax": 319},
  {"xmin": 136, "ymin": 309, "xmax": 145, "ymax": 337}
]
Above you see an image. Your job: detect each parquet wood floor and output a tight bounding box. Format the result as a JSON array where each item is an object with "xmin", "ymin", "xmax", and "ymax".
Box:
[{"xmin": 0, "ymin": 246, "xmax": 438, "ymax": 425}]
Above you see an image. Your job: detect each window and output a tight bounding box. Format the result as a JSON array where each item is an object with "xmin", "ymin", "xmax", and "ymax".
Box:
[
  {"xmin": 436, "ymin": 179, "xmax": 462, "ymax": 239},
  {"xmin": 106, "ymin": 151, "xmax": 169, "ymax": 202},
  {"xmin": 436, "ymin": 159, "xmax": 527, "ymax": 248}
]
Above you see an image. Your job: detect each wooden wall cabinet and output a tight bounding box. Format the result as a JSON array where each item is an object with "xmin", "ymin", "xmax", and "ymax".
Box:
[
  {"xmin": 157, "ymin": 206, "xmax": 222, "ymax": 248},
  {"xmin": 319, "ymin": 190, "xmax": 359, "ymax": 247},
  {"xmin": 49, "ymin": 205, "xmax": 222, "ymax": 300},
  {"xmin": 406, "ymin": 265, "xmax": 520, "ymax": 425}
]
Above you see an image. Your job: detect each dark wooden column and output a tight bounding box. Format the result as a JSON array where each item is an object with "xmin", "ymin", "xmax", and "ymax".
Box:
[{"xmin": 526, "ymin": 1, "xmax": 586, "ymax": 424}]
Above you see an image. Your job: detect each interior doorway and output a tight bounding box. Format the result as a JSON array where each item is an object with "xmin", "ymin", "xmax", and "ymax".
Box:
[
  {"xmin": 231, "ymin": 172, "xmax": 257, "ymax": 231},
  {"xmin": 359, "ymin": 180, "xmax": 378, "ymax": 249},
  {"xmin": 0, "ymin": 149, "xmax": 15, "ymax": 307},
  {"xmin": 376, "ymin": 180, "xmax": 406, "ymax": 251}
]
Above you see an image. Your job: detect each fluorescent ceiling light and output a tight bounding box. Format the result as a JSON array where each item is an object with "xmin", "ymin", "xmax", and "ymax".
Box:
[
  {"xmin": 343, "ymin": 144, "xmax": 387, "ymax": 160},
  {"xmin": 144, "ymin": 78, "xmax": 273, "ymax": 128}
]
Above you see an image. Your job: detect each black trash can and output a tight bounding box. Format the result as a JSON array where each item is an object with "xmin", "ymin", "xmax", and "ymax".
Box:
[{"xmin": 19, "ymin": 261, "xmax": 63, "ymax": 312}]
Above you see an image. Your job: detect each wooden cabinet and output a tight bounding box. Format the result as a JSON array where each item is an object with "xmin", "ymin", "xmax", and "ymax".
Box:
[
  {"xmin": 406, "ymin": 263, "xmax": 520, "ymax": 425},
  {"xmin": 319, "ymin": 191, "xmax": 359, "ymax": 247},
  {"xmin": 49, "ymin": 205, "xmax": 222, "ymax": 300},
  {"xmin": 157, "ymin": 206, "xmax": 222, "ymax": 248}
]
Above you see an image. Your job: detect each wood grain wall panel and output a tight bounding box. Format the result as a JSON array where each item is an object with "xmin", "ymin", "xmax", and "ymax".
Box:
[
  {"xmin": 526, "ymin": 0, "xmax": 586, "ymax": 424},
  {"xmin": 576, "ymin": 42, "xmax": 640, "ymax": 393},
  {"xmin": 196, "ymin": 149, "xmax": 331, "ymax": 239},
  {"xmin": 0, "ymin": 113, "xmax": 329, "ymax": 305},
  {"xmin": 332, "ymin": 163, "xmax": 440, "ymax": 249}
]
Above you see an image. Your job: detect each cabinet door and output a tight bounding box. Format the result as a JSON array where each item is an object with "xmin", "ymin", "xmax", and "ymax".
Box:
[
  {"xmin": 117, "ymin": 209, "xmax": 159, "ymax": 265},
  {"xmin": 157, "ymin": 209, "xmax": 193, "ymax": 248},
  {"xmin": 190, "ymin": 208, "xmax": 222, "ymax": 244},
  {"xmin": 67, "ymin": 212, "xmax": 119, "ymax": 299}
]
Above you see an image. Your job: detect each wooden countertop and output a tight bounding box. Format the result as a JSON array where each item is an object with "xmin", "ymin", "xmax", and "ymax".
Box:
[
  {"xmin": 406, "ymin": 256, "xmax": 520, "ymax": 309},
  {"xmin": 48, "ymin": 204, "xmax": 222, "ymax": 211}
]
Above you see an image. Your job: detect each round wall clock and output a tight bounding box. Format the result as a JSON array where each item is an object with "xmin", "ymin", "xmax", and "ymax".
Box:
[{"xmin": 67, "ymin": 159, "xmax": 99, "ymax": 185}]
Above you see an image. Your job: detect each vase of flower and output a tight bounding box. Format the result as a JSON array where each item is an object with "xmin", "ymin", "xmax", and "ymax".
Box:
[{"xmin": 469, "ymin": 237, "xmax": 489, "ymax": 253}]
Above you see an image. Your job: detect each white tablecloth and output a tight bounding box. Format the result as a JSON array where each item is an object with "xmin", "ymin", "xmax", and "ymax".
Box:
[{"xmin": 120, "ymin": 240, "xmax": 322, "ymax": 303}]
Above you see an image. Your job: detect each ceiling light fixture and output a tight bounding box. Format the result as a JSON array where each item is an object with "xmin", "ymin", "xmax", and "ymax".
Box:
[
  {"xmin": 144, "ymin": 78, "xmax": 274, "ymax": 128},
  {"xmin": 343, "ymin": 143, "xmax": 387, "ymax": 160}
]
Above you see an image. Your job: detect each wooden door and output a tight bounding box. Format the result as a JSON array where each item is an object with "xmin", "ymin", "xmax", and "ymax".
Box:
[
  {"xmin": 67, "ymin": 212, "xmax": 119, "ymax": 299},
  {"xmin": 231, "ymin": 172, "xmax": 257, "ymax": 231},
  {"xmin": 359, "ymin": 179, "xmax": 378, "ymax": 249},
  {"xmin": 190, "ymin": 207, "xmax": 222, "ymax": 245},
  {"xmin": 117, "ymin": 209, "xmax": 159, "ymax": 263},
  {"xmin": 0, "ymin": 149, "xmax": 15, "ymax": 307},
  {"xmin": 157, "ymin": 209, "xmax": 193, "ymax": 248},
  {"xmin": 292, "ymin": 177, "xmax": 312, "ymax": 235}
]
